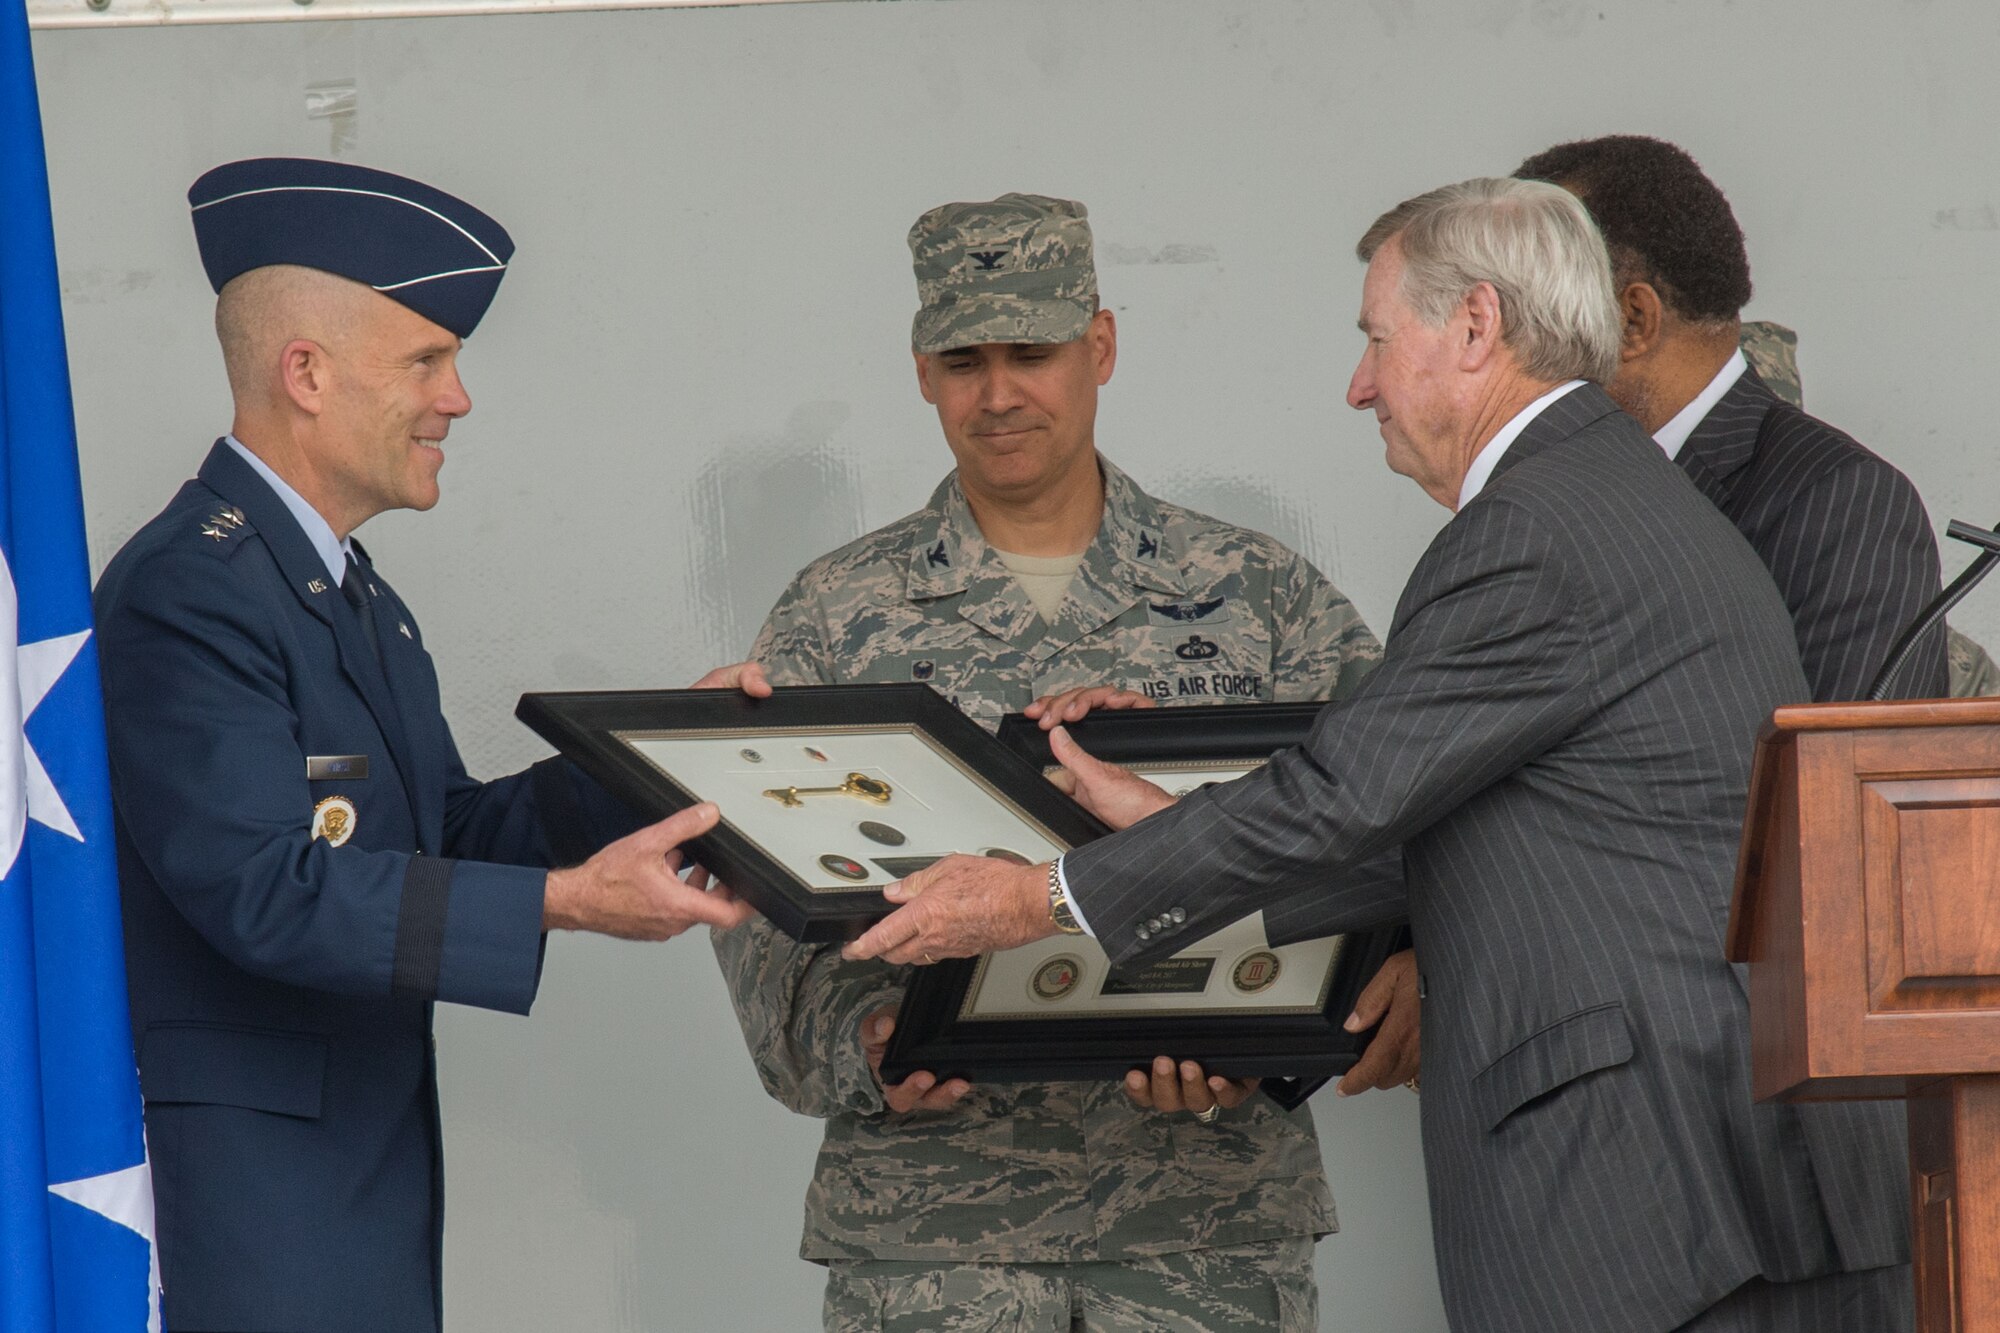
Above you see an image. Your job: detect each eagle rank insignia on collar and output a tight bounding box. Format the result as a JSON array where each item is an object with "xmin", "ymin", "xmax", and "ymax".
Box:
[{"xmin": 312, "ymin": 795, "xmax": 358, "ymax": 848}]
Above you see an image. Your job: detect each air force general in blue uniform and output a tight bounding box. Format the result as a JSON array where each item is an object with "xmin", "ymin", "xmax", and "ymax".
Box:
[{"xmin": 93, "ymin": 160, "xmax": 747, "ymax": 1333}]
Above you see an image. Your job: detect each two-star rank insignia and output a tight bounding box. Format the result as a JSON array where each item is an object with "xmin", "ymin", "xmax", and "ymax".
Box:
[{"xmin": 200, "ymin": 523, "xmax": 229, "ymax": 541}]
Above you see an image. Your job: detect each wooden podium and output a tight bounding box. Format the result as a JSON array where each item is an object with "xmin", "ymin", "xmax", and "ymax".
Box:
[{"xmin": 1729, "ymin": 698, "xmax": 2000, "ymax": 1331}]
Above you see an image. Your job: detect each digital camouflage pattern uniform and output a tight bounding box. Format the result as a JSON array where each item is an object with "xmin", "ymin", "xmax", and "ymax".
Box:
[
  {"xmin": 908, "ymin": 193, "xmax": 1097, "ymax": 355},
  {"xmin": 1949, "ymin": 630, "xmax": 2000, "ymax": 697},
  {"xmin": 1738, "ymin": 320, "xmax": 1802, "ymax": 410},
  {"xmin": 711, "ymin": 457, "xmax": 1380, "ymax": 1332},
  {"xmin": 1739, "ymin": 321, "xmax": 2000, "ymax": 698}
]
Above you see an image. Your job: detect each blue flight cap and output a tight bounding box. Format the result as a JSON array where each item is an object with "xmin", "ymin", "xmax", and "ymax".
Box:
[{"xmin": 188, "ymin": 157, "xmax": 514, "ymax": 339}]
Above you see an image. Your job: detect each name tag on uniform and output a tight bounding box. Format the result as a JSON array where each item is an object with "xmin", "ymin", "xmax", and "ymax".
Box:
[{"xmin": 306, "ymin": 755, "xmax": 370, "ymax": 780}]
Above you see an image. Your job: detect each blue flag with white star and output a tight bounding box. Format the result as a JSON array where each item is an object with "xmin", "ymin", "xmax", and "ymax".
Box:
[{"xmin": 1, "ymin": 3, "xmax": 162, "ymax": 1328}]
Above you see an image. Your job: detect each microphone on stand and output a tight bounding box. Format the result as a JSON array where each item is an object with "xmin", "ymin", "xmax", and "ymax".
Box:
[{"xmin": 1866, "ymin": 518, "xmax": 2000, "ymax": 701}]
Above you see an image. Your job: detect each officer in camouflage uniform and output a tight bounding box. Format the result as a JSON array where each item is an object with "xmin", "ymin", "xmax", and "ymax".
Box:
[
  {"xmin": 1740, "ymin": 321, "xmax": 2000, "ymax": 698},
  {"xmin": 1738, "ymin": 320, "xmax": 1802, "ymax": 409},
  {"xmin": 711, "ymin": 194, "xmax": 1389, "ymax": 1332},
  {"xmin": 1948, "ymin": 627, "xmax": 2000, "ymax": 696}
]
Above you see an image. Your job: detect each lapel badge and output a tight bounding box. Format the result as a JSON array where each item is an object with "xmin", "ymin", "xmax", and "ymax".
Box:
[
  {"xmin": 307, "ymin": 578, "xmax": 328, "ymax": 594},
  {"xmin": 312, "ymin": 795, "xmax": 358, "ymax": 848}
]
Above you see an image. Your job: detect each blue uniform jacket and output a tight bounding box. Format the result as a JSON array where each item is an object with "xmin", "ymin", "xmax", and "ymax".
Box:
[{"xmin": 95, "ymin": 441, "xmax": 608, "ymax": 1333}]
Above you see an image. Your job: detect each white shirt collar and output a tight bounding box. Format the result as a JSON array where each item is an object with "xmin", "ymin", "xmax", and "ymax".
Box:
[
  {"xmin": 224, "ymin": 435, "xmax": 352, "ymax": 585},
  {"xmin": 1455, "ymin": 380, "xmax": 1586, "ymax": 510},
  {"xmin": 1653, "ymin": 349, "xmax": 1747, "ymax": 461}
]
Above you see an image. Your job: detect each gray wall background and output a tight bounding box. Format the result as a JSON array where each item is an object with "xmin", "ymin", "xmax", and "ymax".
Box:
[{"xmin": 30, "ymin": 0, "xmax": 1999, "ymax": 1327}]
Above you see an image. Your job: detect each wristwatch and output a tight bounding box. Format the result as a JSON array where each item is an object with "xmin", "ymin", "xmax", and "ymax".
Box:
[{"xmin": 1046, "ymin": 859, "xmax": 1085, "ymax": 935}]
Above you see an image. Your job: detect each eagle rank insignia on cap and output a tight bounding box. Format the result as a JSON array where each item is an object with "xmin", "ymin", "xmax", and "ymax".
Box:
[{"xmin": 312, "ymin": 795, "xmax": 358, "ymax": 848}]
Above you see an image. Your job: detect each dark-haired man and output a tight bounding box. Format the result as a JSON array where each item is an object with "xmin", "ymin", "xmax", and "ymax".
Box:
[
  {"xmin": 1513, "ymin": 134, "xmax": 1946, "ymax": 703},
  {"xmin": 712, "ymin": 193, "xmax": 1391, "ymax": 1332},
  {"xmin": 1738, "ymin": 319, "xmax": 2000, "ymax": 697}
]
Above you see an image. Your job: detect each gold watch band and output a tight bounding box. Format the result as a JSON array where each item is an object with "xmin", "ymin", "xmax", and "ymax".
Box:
[{"xmin": 1047, "ymin": 859, "xmax": 1084, "ymax": 935}]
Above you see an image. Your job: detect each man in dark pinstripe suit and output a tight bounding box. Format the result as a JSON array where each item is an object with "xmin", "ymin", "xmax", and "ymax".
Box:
[
  {"xmin": 1516, "ymin": 134, "xmax": 1947, "ymax": 704},
  {"xmin": 848, "ymin": 178, "xmax": 1912, "ymax": 1332}
]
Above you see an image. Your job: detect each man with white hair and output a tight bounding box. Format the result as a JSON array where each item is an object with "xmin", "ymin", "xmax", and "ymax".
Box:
[{"xmin": 846, "ymin": 177, "xmax": 1912, "ymax": 1331}]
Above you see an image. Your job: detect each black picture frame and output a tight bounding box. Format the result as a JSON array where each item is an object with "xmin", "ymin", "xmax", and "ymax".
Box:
[
  {"xmin": 516, "ymin": 684, "xmax": 1108, "ymax": 942},
  {"xmin": 993, "ymin": 700, "xmax": 1329, "ymax": 771},
  {"xmin": 885, "ymin": 702, "xmax": 1406, "ymax": 1109}
]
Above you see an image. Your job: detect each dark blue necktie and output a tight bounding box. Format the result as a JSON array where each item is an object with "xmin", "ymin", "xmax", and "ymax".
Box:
[{"xmin": 341, "ymin": 552, "xmax": 384, "ymax": 670}]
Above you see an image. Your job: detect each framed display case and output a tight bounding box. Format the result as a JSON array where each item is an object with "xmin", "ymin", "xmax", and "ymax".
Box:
[
  {"xmin": 883, "ymin": 702, "xmax": 1402, "ymax": 1106},
  {"xmin": 516, "ymin": 684, "xmax": 1107, "ymax": 942}
]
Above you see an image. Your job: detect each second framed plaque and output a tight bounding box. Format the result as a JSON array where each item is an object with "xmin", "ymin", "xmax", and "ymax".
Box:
[{"xmin": 881, "ymin": 702, "xmax": 1403, "ymax": 1106}]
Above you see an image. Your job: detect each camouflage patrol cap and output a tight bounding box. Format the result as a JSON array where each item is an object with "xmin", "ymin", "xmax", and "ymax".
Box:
[{"xmin": 908, "ymin": 193, "xmax": 1098, "ymax": 354}]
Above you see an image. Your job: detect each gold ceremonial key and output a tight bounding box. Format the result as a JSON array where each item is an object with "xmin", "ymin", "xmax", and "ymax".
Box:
[{"xmin": 763, "ymin": 772, "xmax": 893, "ymax": 808}]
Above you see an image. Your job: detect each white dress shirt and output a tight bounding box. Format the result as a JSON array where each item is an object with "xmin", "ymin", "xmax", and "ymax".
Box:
[
  {"xmin": 1455, "ymin": 380, "xmax": 1586, "ymax": 510},
  {"xmin": 1651, "ymin": 349, "xmax": 1747, "ymax": 461},
  {"xmin": 224, "ymin": 434, "xmax": 353, "ymax": 585}
]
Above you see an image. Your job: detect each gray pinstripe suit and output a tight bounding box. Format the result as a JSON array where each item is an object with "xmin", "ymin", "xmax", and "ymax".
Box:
[
  {"xmin": 1678, "ymin": 364, "xmax": 1946, "ymax": 703},
  {"xmin": 1062, "ymin": 385, "xmax": 1909, "ymax": 1332}
]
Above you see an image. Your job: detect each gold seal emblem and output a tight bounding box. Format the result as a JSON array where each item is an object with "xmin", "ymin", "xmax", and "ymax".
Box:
[
  {"xmin": 312, "ymin": 795, "xmax": 357, "ymax": 848},
  {"xmin": 1031, "ymin": 955, "xmax": 1084, "ymax": 1002},
  {"xmin": 1231, "ymin": 950, "xmax": 1282, "ymax": 994}
]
